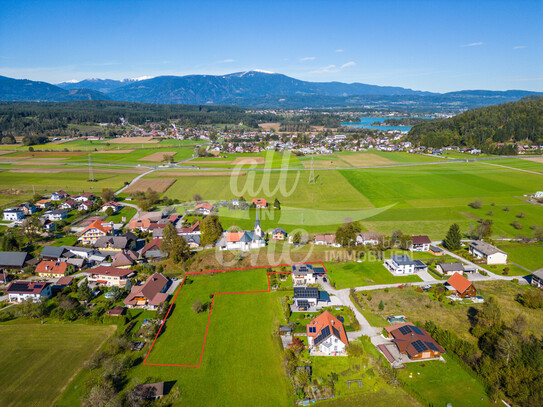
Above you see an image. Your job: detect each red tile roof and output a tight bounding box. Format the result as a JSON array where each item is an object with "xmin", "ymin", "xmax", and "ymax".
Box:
[
  {"xmin": 141, "ymin": 238, "xmax": 163, "ymax": 255},
  {"xmin": 195, "ymin": 202, "xmax": 213, "ymax": 210},
  {"xmin": 307, "ymin": 311, "xmax": 349, "ymax": 346},
  {"xmin": 36, "ymin": 260, "xmax": 68, "ymax": 275},
  {"xmin": 7, "ymin": 281, "xmax": 50, "ymax": 294},
  {"xmin": 81, "ymin": 219, "xmax": 111, "ymax": 235},
  {"xmin": 412, "ymin": 235, "xmax": 431, "ymax": 244},
  {"xmin": 89, "ymin": 266, "xmax": 133, "ymax": 278},
  {"xmin": 447, "ymin": 272, "xmax": 473, "ymax": 294},
  {"xmin": 385, "ymin": 323, "xmax": 445, "ymax": 359}
]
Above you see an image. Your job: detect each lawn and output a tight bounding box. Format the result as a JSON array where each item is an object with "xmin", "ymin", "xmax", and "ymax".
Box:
[
  {"xmin": 324, "ymin": 261, "xmax": 422, "ymax": 289},
  {"xmin": 397, "ymin": 354, "xmax": 492, "ymax": 406},
  {"xmin": 495, "ymin": 241, "xmax": 543, "ymax": 272},
  {"xmin": 0, "ymin": 323, "xmax": 116, "ymax": 407},
  {"xmin": 139, "ymin": 268, "xmax": 293, "ymax": 406},
  {"xmin": 105, "ymin": 206, "xmax": 137, "ymax": 223}
]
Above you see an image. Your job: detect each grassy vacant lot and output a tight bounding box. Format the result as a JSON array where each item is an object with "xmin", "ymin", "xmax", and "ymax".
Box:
[
  {"xmin": 397, "ymin": 355, "xmax": 492, "ymax": 406},
  {"xmin": 495, "ymin": 241, "xmax": 543, "ymax": 271},
  {"xmin": 142, "ymin": 268, "xmax": 292, "ymax": 406},
  {"xmin": 0, "ymin": 323, "xmax": 115, "ymax": 407},
  {"xmin": 324, "ymin": 260, "xmax": 422, "ymax": 289}
]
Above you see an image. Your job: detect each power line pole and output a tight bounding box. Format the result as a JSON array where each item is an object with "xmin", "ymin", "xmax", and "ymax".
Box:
[
  {"xmin": 308, "ymin": 154, "xmax": 316, "ymax": 184},
  {"xmin": 88, "ymin": 154, "xmax": 96, "ymax": 182}
]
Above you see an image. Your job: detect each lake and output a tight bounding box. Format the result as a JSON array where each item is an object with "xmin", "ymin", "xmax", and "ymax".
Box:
[{"xmin": 340, "ymin": 117, "xmax": 430, "ymax": 131}]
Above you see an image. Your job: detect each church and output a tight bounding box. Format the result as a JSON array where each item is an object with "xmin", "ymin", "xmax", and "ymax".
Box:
[{"xmin": 218, "ymin": 212, "xmax": 266, "ymax": 251}]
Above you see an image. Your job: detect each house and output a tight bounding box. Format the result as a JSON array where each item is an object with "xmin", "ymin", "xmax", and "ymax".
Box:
[
  {"xmin": 272, "ymin": 227, "xmax": 287, "ymax": 240},
  {"xmin": 314, "ymin": 234, "xmax": 339, "ymax": 247},
  {"xmin": 178, "ymin": 220, "xmax": 201, "ymax": 235},
  {"xmin": 293, "ymin": 287, "xmax": 330, "ymax": 310},
  {"xmin": 195, "ymin": 202, "xmax": 213, "ymax": 215},
  {"xmin": 54, "ymin": 276, "xmax": 74, "ymax": 289},
  {"xmin": 19, "ymin": 202, "xmax": 37, "ymax": 215},
  {"xmin": 95, "ymin": 236, "xmax": 135, "ymax": 252},
  {"xmin": 111, "ymin": 250, "xmax": 139, "ymax": 268},
  {"xmin": 410, "ymin": 235, "xmax": 431, "ymax": 252},
  {"xmin": 77, "ymin": 202, "xmax": 92, "ymax": 211},
  {"xmin": 3, "ymin": 207, "xmax": 25, "ymax": 222},
  {"xmin": 59, "ymin": 199, "xmax": 77, "ymax": 210},
  {"xmin": 101, "ymin": 201, "xmax": 122, "ymax": 213},
  {"xmin": 35, "ymin": 199, "xmax": 52, "ymax": 209},
  {"xmin": 43, "ymin": 209, "xmax": 69, "ymax": 221},
  {"xmin": 107, "ymin": 305, "xmax": 125, "ymax": 316},
  {"xmin": 6, "ymin": 281, "xmax": 52, "ymax": 303},
  {"xmin": 307, "ymin": 311, "xmax": 349, "ymax": 356},
  {"xmin": 0, "ymin": 251, "xmax": 32, "ymax": 272},
  {"xmin": 87, "ymin": 266, "xmax": 135, "ymax": 287},
  {"xmin": 384, "ymin": 255, "xmax": 427, "ymax": 275},
  {"xmin": 530, "ymin": 269, "xmax": 543, "ymax": 289},
  {"xmin": 218, "ymin": 214, "xmax": 265, "ymax": 251},
  {"xmin": 140, "ymin": 238, "xmax": 167, "ymax": 260},
  {"xmin": 356, "ymin": 232, "xmax": 381, "ymax": 246},
  {"xmin": 73, "ymin": 192, "xmax": 95, "ymax": 202},
  {"xmin": 40, "ymin": 219, "xmax": 56, "ymax": 232},
  {"xmin": 469, "ymin": 240, "xmax": 508, "ymax": 264},
  {"xmin": 129, "ymin": 217, "xmax": 153, "ymax": 231},
  {"xmin": 36, "ymin": 260, "xmax": 68, "ymax": 277},
  {"xmin": 182, "ymin": 234, "xmax": 200, "ymax": 248},
  {"xmin": 436, "ymin": 262, "xmax": 465, "ymax": 276},
  {"xmin": 123, "ymin": 272, "xmax": 170, "ymax": 310},
  {"xmin": 429, "ymin": 246, "xmax": 444, "ymax": 256},
  {"xmin": 446, "ymin": 272, "xmax": 477, "ymax": 298},
  {"xmin": 384, "ymin": 323, "xmax": 445, "ymax": 360},
  {"xmin": 51, "ymin": 190, "xmax": 69, "ymax": 201},
  {"xmin": 292, "ymin": 263, "xmax": 317, "ymax": 286},
  {"xmin": 252, "ymin": 198, "xmax": 267, "ymax": 208},
  {"xmin": 134, "ymin": 382, "xmax": 166, "ymax": 399},
  {"xmin": 78, "ymin": 219, "xmax": 113, "ymax": 245}
]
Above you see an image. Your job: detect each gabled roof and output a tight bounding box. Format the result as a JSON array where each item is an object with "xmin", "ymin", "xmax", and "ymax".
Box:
[
  {"xmin": 95, "ymin": 236, "xmax": 129, "ymax": 250},
  {"xmin": 412, "ymin": 235, "xmax": 431, "ymax": 244},
  {"xmin": 438, "ymin": 262, "xmax": 465, "ymax": 272},
  {"xmin": 272, "ymin": 227, "xmax": 286, "ymax": 234},
  {"xmin": 124, "ymin": 272, "xmax": 169, "ymax": 306},
  {"xmin": 292, "ymin": 263, "xmax": 314, "ymax": 277},
  {"xmin": 385, "ymin": 323, "xmax": 445, "ymax": 358},
  {"xmin": 0, "ymin": 251, "xmax": 30, "ymax": 267},
  {"xmin": 195, "ymin": 202, "xmax": 213, "ymax": 210},
  {"xmin": 81, "ymin": 219, "xmax": 111, "ymax": 235},
  {"xmin": 469, "ymin": 240, "xmax": 506, "ymax": 256},
  {"xmin": 314, "ymin": 234, "xmax": 336, "ymax": 244},
  {"xmin": 112, "ymin": 250, "xmax": 138, "ymax": 267},
  {"xmin": 7, "ymin": 281, "xmax": 50, "ymax": 295},
  {"xmin": 446, "ymin": 272, "xmax": 473, "ymax": 294},
  {"xmin": 40, "ymin": 245, "xmax": 67, "ymax": 259},
  {"xmin": 35, "ymin": 260, "xmax": 68, "ymax": 275},
  {"xmin": 88, "ymin": 266, "xmax": 133, "ymax": 278},
  {"xmin": 141, "ymin": 238, "xmax": 163, "ymax": 255},
  {"xmin": 307, "ymin": 311, "xmax": 348, "ymax": 347}
]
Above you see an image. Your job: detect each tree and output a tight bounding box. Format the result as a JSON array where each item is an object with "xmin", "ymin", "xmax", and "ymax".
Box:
[
  {"xmin": 292, "ymin": 232, "xmax": 301, "ymax": 244},
  {"xmin": 105, "ymin": 207, "xmax": 114, "ymax": 217},
  {"xmin": 378, "ymin": 300, "xmax": 384, "ymax": 311},
  {"xmin": 193, "ymin": 194, "xmax": 202, "ymax": 202},
  {"xmin": 469, "ymin": 199, "xmax": 483, "ymax": 209},
  {"xmin": 1, "ymin": 231, "xmax": 20, "ymax": 251},
  {"xmin": 192, "ymin": 299, "xmax": 203, "ymax": 313},
  {"xmin": 78, "ymin": 279, "xmax": 93, "ymax": 301},
  {"xmin": 476, "ymin": 295, "xmax": 501, "ymax": 328},
  {"xmin": 274, "ymin": 198, "xmax": 281, "ymax": 210},
  {"xmin": 200, "ymin": 215, "xmax": 223, "ymax": 247},
  {"xmin": 335, "ymin": 221, "xmax": 360, "ymax": 247},
  {"xmin": 443, "ymin": 223, "xmax": 462, "ymax": 251},
  {"xmin": 19, "ymin": 217, "xmax": 42, "ymax": 244},
  {"xmin": 161, "ymin": 223, "xmax": 190, "ymax": 263},
  {"xmin": 474, "ymin": 219, "xmax": 493, "ymax": 239},
  {"xmin": 101, "ymin": 188, "xmax": 115, "ymax": 202},
  {"xmin": 108, "ymin": 286, "xmax": 122, "ymax": 301}
]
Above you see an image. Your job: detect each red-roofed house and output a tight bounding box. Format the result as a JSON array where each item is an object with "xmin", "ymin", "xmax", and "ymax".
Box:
[
  {"xmin": 129, "ymin": 218, "xmax": 153, "ymax": 231},
  {"xmin": 7, "ymin": 281, "xmax": 52, "ymax": 302},
  {"xmin": 178, "ymin": 220, "xmax": 200, "ymax": 235},
  {"xmin": 195, "ymin": 202, "xmax": 213, "ymax": 215},
  {"xmin": 78, "ymin": 220, "xmax": 113, "ymax": 245},
  {"xmin": 101, "ymin": 201, "xmax": 122, "ymax": 213},
  {"xmin": 307, "ymin": 311, "xmax": 349, "ymax": 356},
  {"xmin": 123, "ymin": 272, "xmax": 170, "ymax": 310},
  {"xmin": 87, "ymin": 266, "xmax": 135, "ymax": 287},
  {"xmin": 252, "ymin": 198, "xmax": 267, "ymax": 208},
  {"xmin": 446, "ymin": 272, "xmax": 477, "ymax": 298},
  {"xmin": 410, "ymin": 235, "xmax": 431, "ymax": 252},
  {"xmin": 36, "ymin": 260, "xmax": 68, "ymax": 277},
  {"xmin": 140, "ymin": 238, "xmax": 167, "ymax": 260},
  {"xmin": 384, "ymin": 323, "xmax": 445, "ymax": 360}
]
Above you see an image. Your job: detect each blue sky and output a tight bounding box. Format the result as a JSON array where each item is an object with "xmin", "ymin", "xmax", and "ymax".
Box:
[{"xmin": 0, "ymin": 0, "xmax": 541, "ymax": 92}]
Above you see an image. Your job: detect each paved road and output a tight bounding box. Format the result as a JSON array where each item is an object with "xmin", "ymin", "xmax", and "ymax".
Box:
[{"xmin": 115, "ymin": 169, "xmax": 156, "ymax": 196}]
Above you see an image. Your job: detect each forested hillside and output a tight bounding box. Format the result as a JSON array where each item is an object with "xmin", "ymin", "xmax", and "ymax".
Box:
[{"xmin": 408, "ymin": 97, "xmax": 543, "ymax": 153}]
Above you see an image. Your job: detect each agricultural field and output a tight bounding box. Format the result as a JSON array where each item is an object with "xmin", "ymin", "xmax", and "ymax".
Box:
[
  {"xmin": 484, "ymin": 158, "xmax": 543, "ymax": 174},
  {"xmin": 140, "ymin": 268, "xmax": 293, "ymax": 406},
  {"xmin": 123, "ymin": 178, "xmax": 176, "ymax": 194},
  {"xmin": 494, "ymin": 241, "xmax": 543, "ymax": 272},
  {"xmin": 0, "ymin": 323, "xmax": 116, "ymax": 407}
]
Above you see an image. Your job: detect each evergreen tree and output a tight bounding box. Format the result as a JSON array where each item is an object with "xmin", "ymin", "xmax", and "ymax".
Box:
[
  {"xmin": 443, "ymin": 223, "xmax": 462, "ymax": 251},
  {"xmin": 161, "ymin": 223, "xmax": 190, "ymax": 263},
  {"xmin": 200, "ymin": 215, "xmax": 223, "ymax": 247}
]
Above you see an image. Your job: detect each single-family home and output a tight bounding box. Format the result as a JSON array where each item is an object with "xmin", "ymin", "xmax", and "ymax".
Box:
[
  {"xmin": 140, "ymin": 238, "xmax": 167, "ymax": 260},
  {"xmin": 410, "ymin": 235, "xmax": 431, "ymax": 252},
  {"xmin": 195, "ymin": 202, "xmax": 213, "ymax": 215},
  {"xmin": 530, "ymin": 269, "xmax": 543, "ymax": 289},
  {"xmin": 6, "ymin": 281, "xmax": 52, "ymax": 303},
  {"xmin": 182, "ymin": 234, "xmax": 200, "ymax": 248},
  {"xmin": 469, "ymin": 240, "xmax": 508, "ymax": 264},
  {"xmin": 35, "ymin": 260, "xmax": 68, "ymax": 277},
  {"xmin": 272, "ymin": 227, "xmax": 287, "ymax": 240},
  {"xmin": 19, "ymin": 202, "xmax": 37, "ymax": 215},
  {"xmin": 73, "ymin": 192, "xmax": 95, "ymax": 202},
  {"xmin": 43, "ymin": 209, "xmax": 69, "ymax": 221},
  {"xmin": 35, "ymin": 199, "xmax": 52, "ymax": 209},
  {"xmin": 384, "ymin": 323, "xmax": 445, "ymax": 360},
  {"xmin": 3, "ymin": 207, "xmax": 25, "ymax": 222},
  {"xmin": 60, "ymin": 199, "xmax": 77, "ymax": 210},
  {"xmin": 0, "ymin": 251, "xmax": 32, "ymax": 272},
  {"xmin": 356, "ymin": 232, "xmax": 381, "ymax": 246},
  {"xmin": 51, "ymin": 190, "xmax": 69, "ymax": 201},
  {"xmin": 293, "ymin": 287, "xmax": 330, "ymax": 310},
  {"xmin": 436, "ymin": 262, "xmax": 465, "ymax": 276},
  {"xmin": 307, "ymin": 311, "xmax": 349, "ymax": 356},
  {"xmin": 101, "ymin": 201, "xmax": 122, "ymax": 213},
  {"xmin": 292, "ymin": 263, "xmax": 317, "ymax": 286},
  {"xmin": 111, "ymin": 250, "xmax": 139, "ymax": 268},
  {"xmin": 252, "ymin": 198, "xmax": 267, "ymax": 208},
  {"xmin": 314, "ymin": 234, "xmax": 339, "ymax": 247},
  {"xmin": 78, "ymin": 219, "xmax": 113, "ymax": 245},
  {"xmin": 129, "ymin": 217, "xmax": 153, "ymax": 231},
  {"xmin": 123, "ymin": 272, "xmax": 170, "ymax": 310},
  {"xmin": 77, "ymin": 202, "xmax": 92, "ymax": 211},
  {"xmin": 446, "ymin": 272, "xmax": 477, "ymax": 298},
  {"xmin": 384, "ymin": 255, "xmax": 427, "ymax": 275},
  {"xmin": 107, "ymin": 305, "xmax": 126, "ymax": 317},
  {"xmin": 86, "ymin": 266, "xmax": 135, "ymax": 287},
  {"xmin": 95, "ymin": 236, "xmax": 135, "ymax": 252},
  {"xmin": 178, "ymin": 220, "xmax": 201, "ymax": 235},
  {"xmin": 54, "ymin": 276, "xmax": 74, "ymax": 289}
]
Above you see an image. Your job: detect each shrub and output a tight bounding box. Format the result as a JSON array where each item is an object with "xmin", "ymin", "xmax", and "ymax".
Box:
[
  {"xmin": 511, "ymin": 220, "xmax": 523, "ymax": 230},
  {"xmin": 503, "ymin": 206, "xmax": 510, "ymax": 212},
  {"xmin": 516, "ymin": 212, "xmax": 526, "ymax": 218},
  {"xmin": 468, "ymin": 199, "xmax": 483, "ymax": 209}
]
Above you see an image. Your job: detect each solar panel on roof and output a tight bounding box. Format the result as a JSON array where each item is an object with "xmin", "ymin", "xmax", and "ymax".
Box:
[
  {"xmin": 425, "ymin": 341, "xmax": 439, "ymax": 352},
  {"xmin": 332, "ymin": 326, "xmax": 341, "ymax": 339},
  {"xmin": 314, "ymin": 325, "xmax": 331, "ymax": 345},
  {"xmin": 399, "ymin": 325, "xmax": 412, "ymax": 335},
  {"xmin": 411, "ymin": 326, "xmax": 423, "ymax": 335},
  {"xmin": 412, "ymin": 340, "xmax": 428, "ymax": 353}
]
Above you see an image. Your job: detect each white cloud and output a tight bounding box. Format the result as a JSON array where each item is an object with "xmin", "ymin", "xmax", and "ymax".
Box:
[
  {"xmin": 341, "ymin": 61, "xmax": 356, "ymax": 69},
  {"xmin": 513, "ymin": 45, "xmax": 526, "ymax": 49},
  {"xmin": 309, "ymin": 64, "xmax": 339, "ymax": 74},
  {"xmin": 335, "ymin": 49, "xmax": 344, "ymax": 53},
  {"xmin": 300, "ymin": 56, "xmax": 316, "ymax": 61},
  {"xmin": 219, "ymin": 59, "xmax": 235, "ymax": 63},
  {"xmin": 462, "ymin": 42, "xmax": 483, "ymax": 47}
]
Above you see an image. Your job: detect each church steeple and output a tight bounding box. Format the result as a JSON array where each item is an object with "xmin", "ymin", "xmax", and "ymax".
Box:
[{"xmin": 254, "ymin": 210, "xmax": 262, "ymax": 238}]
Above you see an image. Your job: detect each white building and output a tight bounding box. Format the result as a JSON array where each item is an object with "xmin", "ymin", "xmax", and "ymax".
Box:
[
  {"xmin": 3, "ymin": 208, "xmax": 25, "ymax": 222},
  {"xmin": 307, "ymin": 311, "xmax": 348, "ymax": 356},
  {"xmin": 384, "ymin": 254, "xmax": 427, "ymax": 275},
  {"xmin": 6, "ymin": 281, "xmax": 52, "ymax": 303},
  {"xmin": 218, "ymin": 213, "xmax": 266, "ymax": 251},
  {"xmin": 469, "ymin": 240, "xmax": 508, "ymax": 264}
]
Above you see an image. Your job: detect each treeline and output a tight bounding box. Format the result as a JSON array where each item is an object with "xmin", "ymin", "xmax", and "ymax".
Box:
[
  {"xmin": 378, "ymin": 117, "xmax": 431, "ymax": 126},
  {"xmin": 408, "ymin": 97, "xmax": 543, "ymax": 152}
]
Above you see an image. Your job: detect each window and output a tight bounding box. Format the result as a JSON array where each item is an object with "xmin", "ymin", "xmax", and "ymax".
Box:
[{"xmin": 309, "ymin": 327, "xmax": 316, "ymax": 333}]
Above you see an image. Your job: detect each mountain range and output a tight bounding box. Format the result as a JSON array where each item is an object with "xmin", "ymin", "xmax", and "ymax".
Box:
[{"xmin": 1, "ymin": 71, "xmax": 541, "ymax": 110}]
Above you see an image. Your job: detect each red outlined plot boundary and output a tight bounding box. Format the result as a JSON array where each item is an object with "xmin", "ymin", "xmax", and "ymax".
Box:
[{"xmin": 143, "ymin": 261, "xmax": 327, "ymax": 367}]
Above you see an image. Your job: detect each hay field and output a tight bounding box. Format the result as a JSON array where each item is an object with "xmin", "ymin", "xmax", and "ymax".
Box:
[
  {"xmin": 232, "ymin": 156, "xmax": 265, "ymax": 165},
  {"xmin": 124, "ymin": 178, "xmax": 177, "ymax": 193},
  {"xmin": 97, "ymin": 149, "xmax": 135, "ymax": 154},
  {"xmin": 153, "ymin": 171, "xmax": 245, "ymax": 177},
  {"xmin": 522, "ymin": 156, "xmax": 543, "ymax": 163},
  {"xmin": 258, "ymin": 122, "xmax": 280, "ymax": 131},
  {"xmin": 109, "ymin": 136, "xmax": 159, "ymax": 144},
  {"xmin": 340, "ymin": 152, "xmax": 396, "ymax": 167},
  {"xmin": 138, "ymin": 151, "xmax": 177, "ymax": 162}
]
